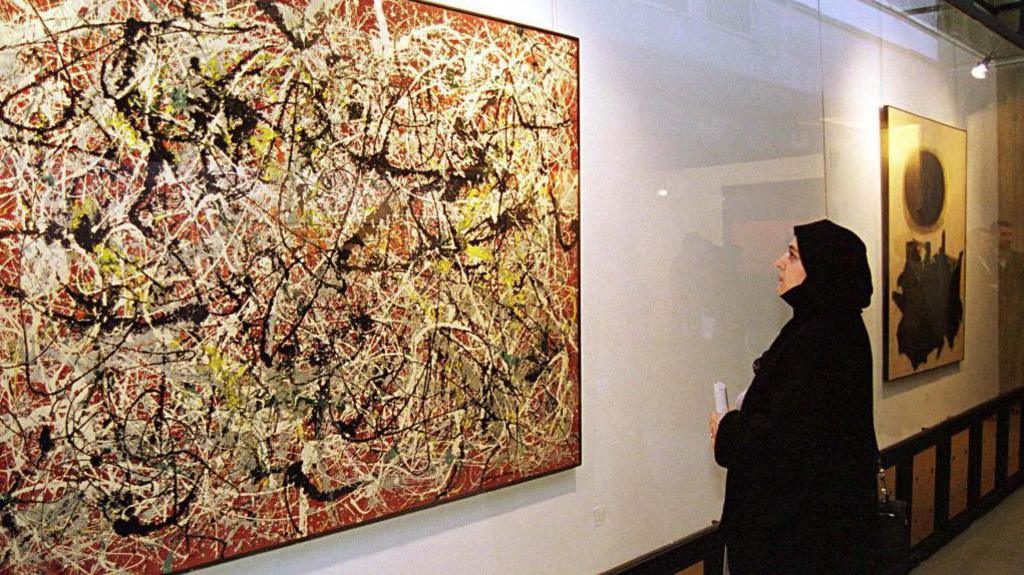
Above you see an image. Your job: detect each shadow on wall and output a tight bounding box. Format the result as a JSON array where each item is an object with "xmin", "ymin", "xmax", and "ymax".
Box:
[
  {"xmin": 203, "ymin": 470, "xmax": 578, "ymax": 574},
  {"xmin": 670, "ymin": 177, "xmax": 826, "ymax": 396},
  {"xmin": 880, "ymin": 361, "xmax": 962, "ymax": 400}
]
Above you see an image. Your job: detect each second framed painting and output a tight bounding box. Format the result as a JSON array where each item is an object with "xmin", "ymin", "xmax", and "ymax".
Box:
[{"xmin": 882, "ymin": 106, "xmax": 967, "ymax": 381}]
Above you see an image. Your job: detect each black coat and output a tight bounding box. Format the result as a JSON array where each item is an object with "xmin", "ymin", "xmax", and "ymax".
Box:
[{"xmin": 715, "ymin": 220, "xmax": 879, "ymax": 574}]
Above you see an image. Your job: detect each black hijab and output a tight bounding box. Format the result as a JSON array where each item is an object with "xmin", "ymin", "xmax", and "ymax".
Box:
[
  {"xmin": 782, "ymin": 219, "xmax": 873, "ymax": 315},
  {"xmin": 757, "ymin": 220, "xmax": 872, "ymax": 375}
]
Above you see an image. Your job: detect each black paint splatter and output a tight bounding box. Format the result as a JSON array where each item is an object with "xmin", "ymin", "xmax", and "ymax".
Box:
[
  {"xmin": 892, "ymin": 232, "xmax": 964, "ymax": 369},
  {"xmin": 36, "ymin": 426, "xmax": 53, "ymax": 457}
]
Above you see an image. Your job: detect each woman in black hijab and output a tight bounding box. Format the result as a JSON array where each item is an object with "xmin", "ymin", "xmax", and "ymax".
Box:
[{"xmin": 709, "ymin": 219, "xmax": 879, "ymax": 574}]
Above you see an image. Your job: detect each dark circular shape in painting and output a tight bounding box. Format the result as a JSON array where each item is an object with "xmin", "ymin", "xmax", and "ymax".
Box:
[{"xmin": 903, "ymin": 149, "xmax": 946, "ymax": 229}]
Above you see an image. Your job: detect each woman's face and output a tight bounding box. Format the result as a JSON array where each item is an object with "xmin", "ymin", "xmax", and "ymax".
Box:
[{"xmin": 774, "ymin": 237, "xmax": 807, "ymax": 295}]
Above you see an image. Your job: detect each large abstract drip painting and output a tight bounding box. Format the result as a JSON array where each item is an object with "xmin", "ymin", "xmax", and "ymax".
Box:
[
  {"xmin": 882, "ymin": 106, "xmax": 966, "ymax": 381},
  {"xmin": 0, "ymin": 1, "xmax": 580, "ymax": 572}
]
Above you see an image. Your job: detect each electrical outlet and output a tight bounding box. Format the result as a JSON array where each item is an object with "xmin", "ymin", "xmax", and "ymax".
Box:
[{"xmin": 592, "ymin": 505, "xmax": 607, "ymax": 528}]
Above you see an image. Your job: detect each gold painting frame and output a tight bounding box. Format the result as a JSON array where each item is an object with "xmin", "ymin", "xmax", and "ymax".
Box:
[{"xmin": 882, "ymin": 106, "xmax": 967, "ymax": 381}]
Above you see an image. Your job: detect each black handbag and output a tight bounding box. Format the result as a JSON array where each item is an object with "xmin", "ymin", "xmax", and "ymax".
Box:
[{"xmin": 875, "ymin": 462, "xmax": 909, "ymax": 575}]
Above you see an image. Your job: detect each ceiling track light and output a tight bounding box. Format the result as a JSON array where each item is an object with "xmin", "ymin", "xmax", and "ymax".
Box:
[{"xmin": 971, "ymin": 56, "xmax": 993, "ymax": 79}]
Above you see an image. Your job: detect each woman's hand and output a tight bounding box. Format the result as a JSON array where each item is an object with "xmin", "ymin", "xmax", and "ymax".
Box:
[{"xmin": 709, "ymin": 410, "xmax": 723, "ymax": 449}]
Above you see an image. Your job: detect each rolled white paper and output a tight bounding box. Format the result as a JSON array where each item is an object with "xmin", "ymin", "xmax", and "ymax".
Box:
[{"xmin": 714, "ymin": 381, "xmax": 729, "ymax": 414}]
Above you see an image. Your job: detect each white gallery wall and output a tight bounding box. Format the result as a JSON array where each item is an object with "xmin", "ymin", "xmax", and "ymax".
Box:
[{"xmin": 205, "ymin": 1, "xmax": 1002, "ymax": 573}]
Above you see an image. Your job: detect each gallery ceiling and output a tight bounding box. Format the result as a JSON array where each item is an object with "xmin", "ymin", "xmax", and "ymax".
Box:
[{"xmin": 875, "ymin": 0, "xmax": 1024, "ymax": 60}]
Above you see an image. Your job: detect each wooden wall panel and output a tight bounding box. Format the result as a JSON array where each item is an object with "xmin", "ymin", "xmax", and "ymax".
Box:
[
  {"xmin": 912, "ymin": 447, "xmax": 937, "ymax": 546},
  {"xmin": 949, "ymin": 430, "xmax": 970, "ymax": 519},
  {"xmin": 675, "ymin": 562, "xmax": 703, "ymax": 575},
  {"xmin": 982, "ymin": 416, "xmax": 998, "ymax": 496},
  {"xmin": 999, "ymin": 59, "xmax": 1024, "ymax": 225},
  {"xmin": 1011, "ymin": 404, "xmax": 1022, "ymax": 477}
]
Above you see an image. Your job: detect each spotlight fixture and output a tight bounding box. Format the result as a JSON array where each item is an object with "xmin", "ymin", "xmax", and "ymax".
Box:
[{"xmin": 971, "ymin": 56, "xmax": 992, "ymax": 80}]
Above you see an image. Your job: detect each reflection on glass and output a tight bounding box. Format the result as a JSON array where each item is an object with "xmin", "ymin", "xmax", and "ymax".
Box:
[
  {"xmin": 561, "ymin": 0, "xmax": 829, "ymax": 392},
  {"xmin": 998, "ymin": 220, "xmax": 1024, "ymax": 391}
]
